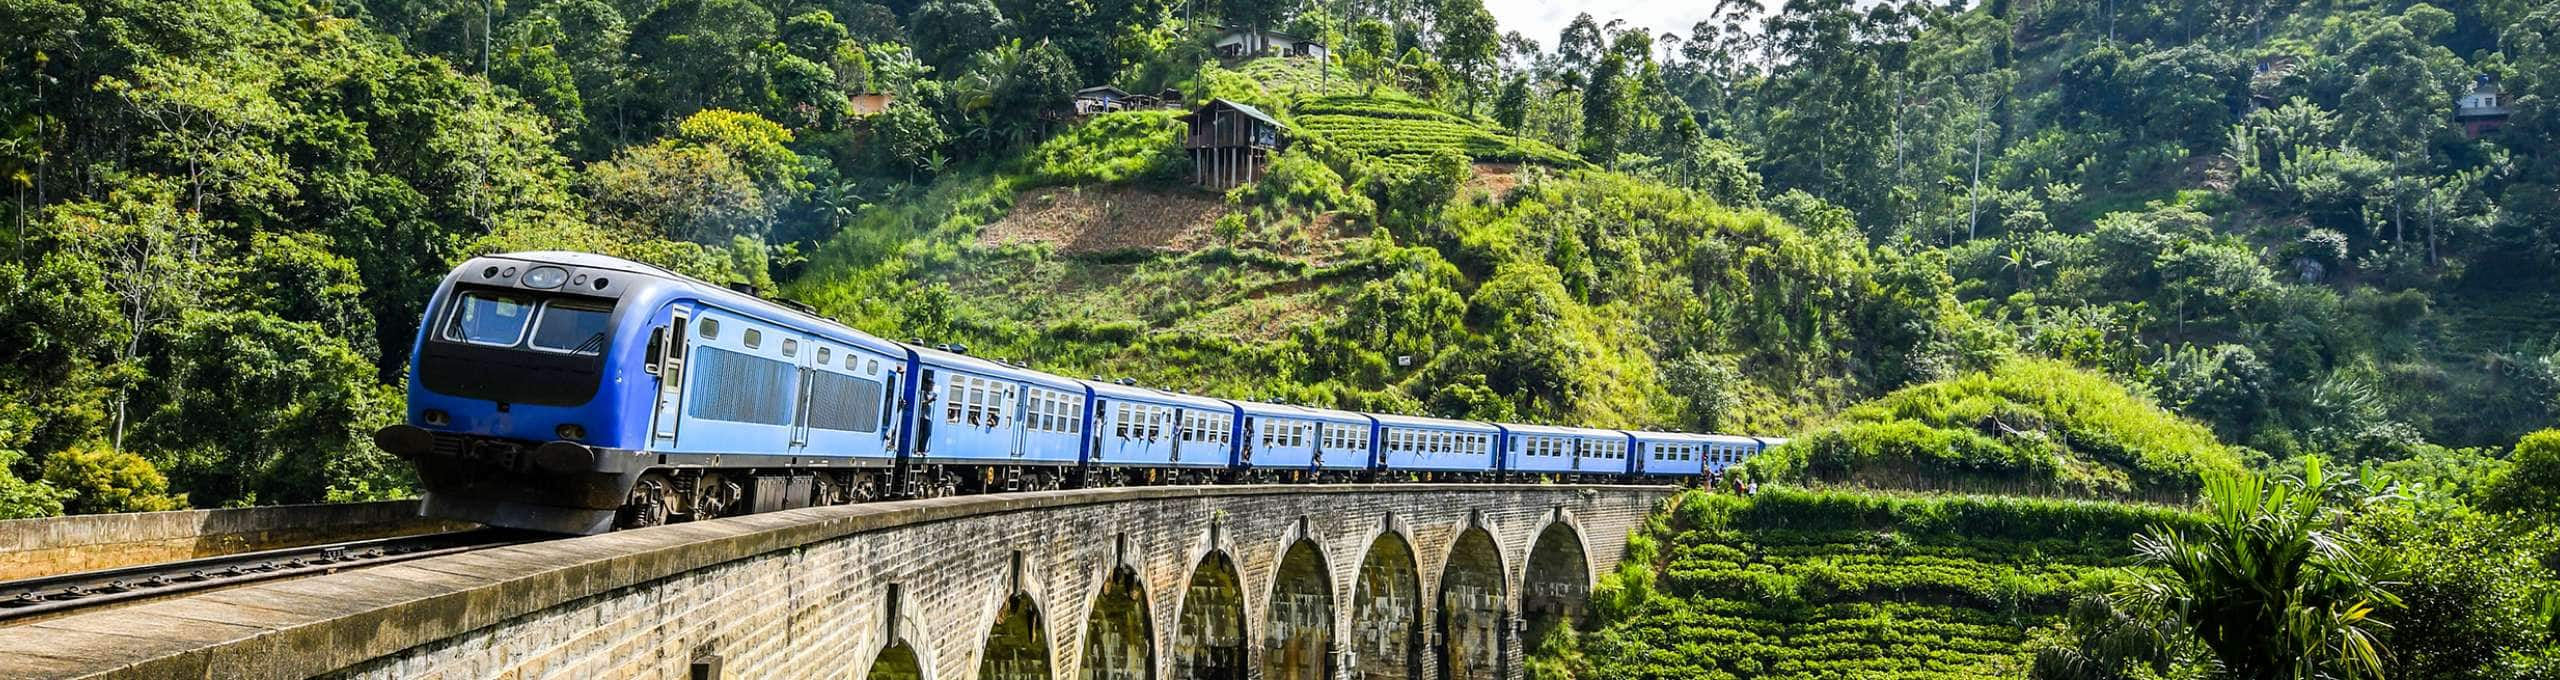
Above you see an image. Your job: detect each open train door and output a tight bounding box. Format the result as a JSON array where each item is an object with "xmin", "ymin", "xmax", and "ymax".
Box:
[{"xmin": 648, "ymin": 305, "xmax": 693, "ymax": 448}]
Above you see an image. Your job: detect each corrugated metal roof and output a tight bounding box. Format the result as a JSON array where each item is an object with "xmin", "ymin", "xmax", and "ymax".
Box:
[{"xmin": 1186, "ymin": 98, "xmax": 1283, "ymax": 129}]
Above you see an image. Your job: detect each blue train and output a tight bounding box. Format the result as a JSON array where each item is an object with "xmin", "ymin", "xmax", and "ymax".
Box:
[{"xmin": 373, "ymin": 252, "xmax": 1784, "ymax": 533}]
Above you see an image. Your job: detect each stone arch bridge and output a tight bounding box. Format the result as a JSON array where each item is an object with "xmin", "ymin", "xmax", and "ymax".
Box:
[{"xmin": 5, "ymin": 485, "xmax": 1671, "ymax": 680}]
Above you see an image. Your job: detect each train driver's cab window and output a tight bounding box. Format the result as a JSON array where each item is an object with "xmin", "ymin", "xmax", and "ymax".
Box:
[
  {"xmin": 443, "ymin": 292, "xmax": 537, "ymax": 346},
  {"xmin": 529, "ymin": 301, "xmax": 613, "ymax": 354}
]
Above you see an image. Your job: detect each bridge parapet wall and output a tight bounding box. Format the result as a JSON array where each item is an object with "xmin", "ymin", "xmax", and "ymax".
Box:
[
  {"xmin": 0, "ymin": 484, "xmax": 1672, "ymax": 680},
  {"xmin": 0, "ymin": 499, "xmax": 472, "ymax": 581}
]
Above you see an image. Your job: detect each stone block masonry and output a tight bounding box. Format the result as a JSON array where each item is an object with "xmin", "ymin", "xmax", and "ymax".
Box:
[
  {"xmin": 0, "ymin": 499, "xmax": 475, "ymax": 581},
  {"xmin": 0, "ymin": 484, "xmax": 1672, "ymax": 680}
]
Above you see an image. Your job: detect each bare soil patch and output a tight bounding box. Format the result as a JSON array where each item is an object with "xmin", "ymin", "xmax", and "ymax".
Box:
[
  {"xmin": 980, "ymin": 186, "xmax": 1228, "ymax": 254},
  {"xmin": 1469, "ymin": 162, "xmax": 1523, "ymax": 199}
]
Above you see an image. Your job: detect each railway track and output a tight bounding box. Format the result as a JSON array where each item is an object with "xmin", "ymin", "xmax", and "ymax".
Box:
[{"xmin": 0, "ymin": 528, "xmax": 544, "ymax": 622}]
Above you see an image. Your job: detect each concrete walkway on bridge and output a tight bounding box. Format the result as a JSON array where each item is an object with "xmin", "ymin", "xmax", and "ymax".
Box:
[{"xmin": 0, "ymin": 484, "xmax": 1674, "ymax": 680}]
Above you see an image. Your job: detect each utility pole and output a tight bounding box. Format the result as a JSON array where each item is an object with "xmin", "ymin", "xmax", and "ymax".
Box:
[
  {"xmin": 1966, "ymin": 97, "xmax": 1984, "ymax": 244},
  {"xmin": 477, "ymin": 0, "xmax": 494, "ymax": 227}
]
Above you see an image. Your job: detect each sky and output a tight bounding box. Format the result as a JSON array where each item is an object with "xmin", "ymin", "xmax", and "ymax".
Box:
[{"xmin": 1480, "ymin": 0, "xmax": 1721, "ymax": 51}]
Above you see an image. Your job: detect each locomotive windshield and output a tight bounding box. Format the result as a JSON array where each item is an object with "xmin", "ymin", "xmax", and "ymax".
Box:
[
  {"xmin": 527, "ymin": 301, "xmax": 613, "ymax": 355},
  {"xmin": 444, "ymin": 292, "xmax": 538, "ymax": 346},
  {"xmin": 417, "ymin": 287, "xmax": 619, "ymax": 407}
]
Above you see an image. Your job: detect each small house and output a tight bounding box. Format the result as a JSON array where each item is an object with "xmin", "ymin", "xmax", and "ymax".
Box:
[
  {"xmin": 2455, "ymin": 75, "xmax": 2513, "ymax": 139},
  {"xmin": 1214, "ymin": 27, "xmax": 1328, "ymax": 62},
  {"xmin": 1074, "ymin": 86, "xmax": 1132, "ymax": 115},
  {"xmin": 848, "ymin": 92, "xmax": 897, "ymax": 115},
  {"xmin": 1182, "ymin": 99, "xmax": 1287, "ymax": 190}
]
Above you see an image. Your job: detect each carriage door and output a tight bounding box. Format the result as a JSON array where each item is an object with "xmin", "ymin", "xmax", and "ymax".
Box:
[
  {"xmin": 649, "ymin": 307, "xmax": 693, "ymax": 448},
  {"xmin": 1010, "ymin": 384, "xmax": 1029, "ymax": 458},
  {"xmin": 788, "ymin": 342, "xmax": 823, "ymax": 454}
]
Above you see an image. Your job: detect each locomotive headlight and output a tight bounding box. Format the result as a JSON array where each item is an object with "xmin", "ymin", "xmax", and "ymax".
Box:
[
  {"xmin": 522, "ymin": 265, "xmax": 569, "ymax": 289},
  {"xmin": 423, "ymin": 409, "xmax": 450, "ymax": 426},
  {"xmin": 555, "ymin": 423, "xmax": 586, "ymax": 441}
]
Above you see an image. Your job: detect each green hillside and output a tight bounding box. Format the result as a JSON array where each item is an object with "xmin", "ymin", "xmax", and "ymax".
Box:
[
  {"xmin": 1747, "ymin": 358, "xmax": 2247, "ymax": 501},
  {"xmin": 783, "ymin": 59, "xmax": 1959, "ymax": 432},
  {"xmin": 1560, "ymin": 489, "xmax": 2195, "ymax": 680}
]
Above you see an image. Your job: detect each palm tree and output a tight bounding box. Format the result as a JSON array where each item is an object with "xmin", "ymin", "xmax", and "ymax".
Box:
[
  {"xmin": 2117, "ymin": 460, "xmax": 2398, "ymax": 680},
  {"xmin": 2000, "ymin": 245, "xmax": 2049, "ymax": 292},
  {"xmin": 813, "ymin": 178, "xmax": 866, "ymax": 233}
]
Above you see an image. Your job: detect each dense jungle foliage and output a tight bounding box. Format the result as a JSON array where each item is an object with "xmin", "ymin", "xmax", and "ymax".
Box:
[
  {"xmin": 4, "ymin": 0, "xmax": 2560, "ymax": 674},
  {"xmin": 0, "ymin": 0, "xmax": 2544, "ymax": 516}
]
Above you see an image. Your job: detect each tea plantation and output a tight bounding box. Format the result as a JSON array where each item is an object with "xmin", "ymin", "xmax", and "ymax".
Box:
[
  {"xmin": 1556, "ymin": 488, "xmax": 2196, "ymax": 680},
  {"xmin": 1294, "ymin": 95, "xmax": 1584, "ymax": 171}
]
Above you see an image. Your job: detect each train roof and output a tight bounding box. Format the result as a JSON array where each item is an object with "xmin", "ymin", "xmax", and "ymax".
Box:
[
  {"xmin": 1626, "ymin": 430, "xmax": 1724, "ymax": 443},
  {"xmin": 1367, "ymin": 412, "xmax": 1499, "ymax": 431},
  {"xmin": 1498, "ymin": 422, "xmax": 1630, "ymax": 438},
  {"xmin": 1226, "ymin": 399, "xmax": 1375, "ymax": 424},
  {"xmin": 1082, "ymin": 379, "xmax": 1234, "ymax": 410},
  {"xmin": 909, "ymin": 344, "xmax": 1083, "ymax": 389},
  {"xmin": 467, "ymin": 251, "xmax": 909, "ymax": 356}
]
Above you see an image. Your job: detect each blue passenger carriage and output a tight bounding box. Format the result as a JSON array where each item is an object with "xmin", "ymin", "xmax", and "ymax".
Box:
[
  {"xmin": 1083, "ymin": 382, "xmax": 1238, "ymax": 484},
  {"xmin": 1497, "ymin": 423, "xmax": 1632, "ymax": 480},
  {"xmin": 1629, "ymin": 431, "xmax": 1717, "ymax": 480},
  {"xmin": 1369, "ymin": 414, "xmax": 1499, "ymax": 480},
  {"xmin": 904, "ymin": 346, "xmax": 1090, "ymax": 495},
  {"xmin": 1703, "ymin": 435, "xmax": 1779, "ymax": 476},
  {"xmin": 1231, "ymin": 401, "xmax": 1374, "ymax": 482}
]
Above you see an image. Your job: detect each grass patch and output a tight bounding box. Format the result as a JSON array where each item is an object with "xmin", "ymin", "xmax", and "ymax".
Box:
[{"xmin": 1746, "ymin": 358, "xmax": 2245, "ymax": 502}]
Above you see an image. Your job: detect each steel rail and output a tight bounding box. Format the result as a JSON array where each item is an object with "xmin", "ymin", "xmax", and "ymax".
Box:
[{"xmin": 0, "ymin": 528, "xmax": 542, "ymax": 622}]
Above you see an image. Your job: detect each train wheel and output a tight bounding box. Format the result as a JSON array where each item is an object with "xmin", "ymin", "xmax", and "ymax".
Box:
[
  {"xmin": 696, "ymin": 473, "xmax": 743, "ymax": 519},
  {"xmin": 812, "ymin": 475, "xmax": 843, "ymax": 506},
  {"xmin": 617, "ymin": 473, "xmax": 675, "ymax": 529},
  {"xmin": 854, "ymin": 475, "xmax": 881, "ymax": 502}
]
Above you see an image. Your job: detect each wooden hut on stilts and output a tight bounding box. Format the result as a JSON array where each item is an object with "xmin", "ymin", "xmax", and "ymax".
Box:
[{"xmin": 1181, "ymin": 99, "xmax": 1287, "ymax": 191}]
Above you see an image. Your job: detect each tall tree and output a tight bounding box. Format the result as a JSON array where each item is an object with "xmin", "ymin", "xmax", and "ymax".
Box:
[
  {"xmin": 629, "ymin": 0, "xmax": 779, "ymax": 119},
  {"xmin": 909, "ymin": 0, "xmax": 1006, "ymax": 74},
  {"xmin": 1556, "ymin": 13, "xmax": 1603, "ymax": 89},
  {"xmin": 1580, "ymin": 49, "xmax": 1628, "ymax": 165},
  {"xmin": 1432, "ymin": 0, "xmax": 1499, "ymax": 107}
]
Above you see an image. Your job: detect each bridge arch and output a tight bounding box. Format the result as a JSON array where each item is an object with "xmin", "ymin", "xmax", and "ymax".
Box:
[
  {"xmin": 1174, "ymin": 550, "xmax": 1248, "ymax": 679},
  {"xmin": 980, "ymin": 592, "xmax": 1051, "ymax": 680},
  {"xmin": 1263, "ymin": 537, "xmax": 1335, "ymax": 680},
  {"xmin": 1437, "ymin": 525, "xmax": 1508, "ymax": 680},
  {"xmin": 865, "ymin": 640, "xmax": 930, "ymax": 680},
  {"xmin": 1520, "ymin": 517, "xmax": 1592, "ymax": 655},
  {"xmin": 1081, "ymin": 565, "xmax": 1153, "ymax": 680},
  {"xmin": 1351, "ymin": 529, "xmax": 1422, "ymax": 680}
]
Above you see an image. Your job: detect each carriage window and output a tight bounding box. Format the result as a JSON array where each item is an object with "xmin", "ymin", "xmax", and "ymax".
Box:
[
  {"xmin": 817, "ymin": 347, "xmax": 830, "ymax": 364},
  {"xmin": 743, "ymin": 328, "xmax": 763, "ymax": 349},
  {"xmin": 698, "ymin": 317, "xmax": 719, "ymax": 340},
  {"xmin": 944, "ymin": 381, "xmax": 964, "ymax": 423},
  {"xmin": 527, "ymin": 300, "xmax": 613, "ymax": 354},
  {"xmin": 782, "ymin": 339, "xmax": 798, "ymax": 357},
  {"xmin": 443, "ymin": 292, "xmax": 537, "ymax": 346}
]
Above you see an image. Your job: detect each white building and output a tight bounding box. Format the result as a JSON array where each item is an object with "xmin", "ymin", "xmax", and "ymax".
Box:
[{"xmin": 1213, "ymin": 27, "xmax": 1327, "ymax": 62}]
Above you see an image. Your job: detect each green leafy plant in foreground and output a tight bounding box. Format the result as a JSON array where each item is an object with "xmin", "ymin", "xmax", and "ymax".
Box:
[{"xmin": 2117, "ymin": 460, "xmax": 2398, "ymax": 680}]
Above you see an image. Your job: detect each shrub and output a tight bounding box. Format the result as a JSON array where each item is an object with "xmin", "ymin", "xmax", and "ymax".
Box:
[{"xmin": 42, "ymin": 443, "xmax": 186, "ymax": 514}]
